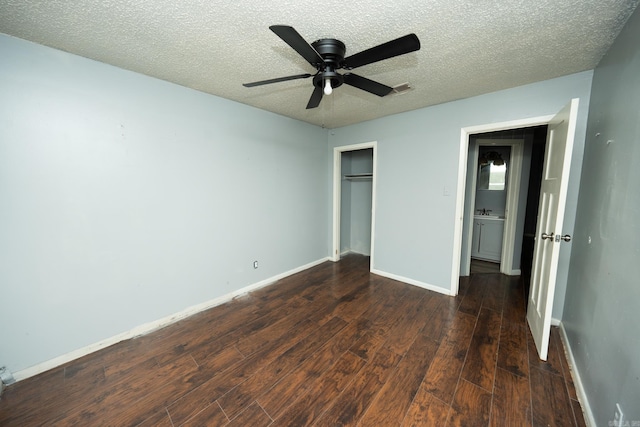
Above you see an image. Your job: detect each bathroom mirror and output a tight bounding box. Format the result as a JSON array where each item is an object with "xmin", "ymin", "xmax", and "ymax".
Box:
[{"xmin": 478, "ymin": 161, "xmax": 507, "ymax": 190}]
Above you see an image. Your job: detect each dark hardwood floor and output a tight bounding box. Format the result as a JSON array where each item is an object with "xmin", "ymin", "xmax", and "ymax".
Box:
[
  {"xmin": 470, "ymin": 259, "xmax": 501, "ymax": 274},
  {"xmin": 0, "ymin": 255, "xmax": 586, "ymax": 426}
]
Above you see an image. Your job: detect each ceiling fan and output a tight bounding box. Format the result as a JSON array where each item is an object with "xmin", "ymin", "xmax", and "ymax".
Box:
[{"xmin": 243, "ymin": 25, "xmax": 421, "ymax": 109}]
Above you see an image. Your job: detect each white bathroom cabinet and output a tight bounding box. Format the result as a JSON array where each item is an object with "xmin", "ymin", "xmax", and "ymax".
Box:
[{"xmin": 471, "ymin": 216, "xmax": 505, "ymax": 262}]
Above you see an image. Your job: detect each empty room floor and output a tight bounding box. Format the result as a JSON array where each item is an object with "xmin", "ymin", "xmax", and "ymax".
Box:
[{"xmin": 0, "ymin": 255, "xmax": 586, "ymax": 426}]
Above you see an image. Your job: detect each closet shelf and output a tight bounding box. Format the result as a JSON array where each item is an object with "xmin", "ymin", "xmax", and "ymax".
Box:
[{"xmin": 344, "ymin": 173, "xmax": 373, "ymax": 180}]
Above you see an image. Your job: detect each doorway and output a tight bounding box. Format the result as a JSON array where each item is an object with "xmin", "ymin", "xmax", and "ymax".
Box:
[
  {"xmin": 332, "ymin": 141, "xmax": 377, "ymax": 269},
  {"xmin": 468, "ymin": 142, "xmax": 517, "ymax": 275},
  {"xmin": 461, "ymin": 128, "xmax": 547, "ymax": 278},
  {"xmin": 451, "ymin": 114, "xmax": 554, "ymax": 294}
]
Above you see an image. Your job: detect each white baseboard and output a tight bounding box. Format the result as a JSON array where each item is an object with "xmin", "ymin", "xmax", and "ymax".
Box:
[
  {"xmin": 370, "ymin": 268, "xmax": 454, "ymax": 296},
  {"xmin": 551, "ymin": 317, "xmax": 561, "ymax": 327},
  {"xmin": 13, "ymin": 256, "xmax": 330, "ymax": 383},
  {"xmin": 558, "ymin": 322, "xmax": 596, "ymax": 427}
]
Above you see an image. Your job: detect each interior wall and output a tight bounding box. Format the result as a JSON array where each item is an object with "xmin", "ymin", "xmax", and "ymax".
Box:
[
  {"xmin": 0, "ymin": 35, "xmax": 329, "ymax": 374},
  {"xmin": 562, "ymin": 6, "xmax": 640, "ymax": 425},
  {"xmin": 328, "ymin": 70, "xmax": 593, "ymax": 310}
]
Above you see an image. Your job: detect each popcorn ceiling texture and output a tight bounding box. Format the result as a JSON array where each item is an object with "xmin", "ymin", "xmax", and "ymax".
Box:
[{"xmin": 0, "ymin": 0, "xmax": 638, "ymax": 128}]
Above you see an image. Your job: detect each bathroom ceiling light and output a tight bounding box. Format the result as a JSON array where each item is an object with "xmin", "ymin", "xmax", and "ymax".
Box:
[{"xmin": 480, "ymin": 151, "xmax": 504, "ymax": 166}]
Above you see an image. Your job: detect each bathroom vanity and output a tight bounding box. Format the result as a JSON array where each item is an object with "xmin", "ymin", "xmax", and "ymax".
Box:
[{"xmin": 471, "ymin": 215, "xmax": 505, "ymax": 262}]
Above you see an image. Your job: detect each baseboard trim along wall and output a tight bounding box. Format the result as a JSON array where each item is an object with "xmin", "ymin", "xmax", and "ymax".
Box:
[
  {"xmin": 370, "ymin": 268, "xmax": 454, "ymax": 296},
  {"xmin": 558, "ymin": 322, "xmax": 596, "ymax": 427},
  {"xmin": 13, "ymin": 256, "xmax": 331, "ymax": 383}
]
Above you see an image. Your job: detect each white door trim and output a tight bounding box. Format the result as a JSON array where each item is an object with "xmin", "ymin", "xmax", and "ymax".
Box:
[
  {"xmin": 332, "ymin": 141, "xmax": 377, "ymax": 270},
  {"xmin": 451, "ymin": 115, "xmax": 553, "ymax": 295}
]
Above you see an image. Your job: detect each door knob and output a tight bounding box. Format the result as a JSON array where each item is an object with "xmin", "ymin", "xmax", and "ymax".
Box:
[
  {"xmin": 541, "ymin": 232, "xmax": 554, "ymax": 241},
  {"xmin": 561, "ymin": 234, "xmax": 572, "ymax": 242}
]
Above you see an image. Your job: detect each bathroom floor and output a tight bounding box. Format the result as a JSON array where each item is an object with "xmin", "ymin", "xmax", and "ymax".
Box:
[{"xmin": 470, "ymin": 258, "xmax": 501, "ymax": 274}]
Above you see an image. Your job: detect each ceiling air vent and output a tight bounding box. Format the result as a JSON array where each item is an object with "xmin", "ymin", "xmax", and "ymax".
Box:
[{"xmin": 391, "ymin": 82, "xmax": 413, "ymax": 95}]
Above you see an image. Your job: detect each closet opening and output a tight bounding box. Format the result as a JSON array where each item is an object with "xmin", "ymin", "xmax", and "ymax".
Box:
[{"xmin": 332, "ymin": 142, "xmax": 377, "ymax": 270}]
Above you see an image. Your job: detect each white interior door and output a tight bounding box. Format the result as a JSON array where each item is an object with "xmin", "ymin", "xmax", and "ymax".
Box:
[{"xmin": 527, "ymin": 99, "xmax": 579, "ymax": 360}]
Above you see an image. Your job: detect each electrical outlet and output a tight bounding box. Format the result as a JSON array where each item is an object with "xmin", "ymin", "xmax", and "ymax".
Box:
[
  {"xmin": 614, "ymin": 403, "xmax": 624, "ymax": 427},
  {"xmin": 253, "ymin": 260, "xmax": 258, "ymax": 269}
]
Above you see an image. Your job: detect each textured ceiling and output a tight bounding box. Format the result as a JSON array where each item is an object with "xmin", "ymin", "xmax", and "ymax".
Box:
[{"xmin": 1, "ymin": 0, "xmax": 638, "ymax": 128}]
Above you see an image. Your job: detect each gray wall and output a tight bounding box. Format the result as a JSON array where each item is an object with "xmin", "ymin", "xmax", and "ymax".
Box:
[
  {"xmin": 329, "ymin": 71, "xmax": 593, "ymax": 316},
  {"xmin": 0, "ymin": 35, "xmax": 328, "ymax": 374},
  {"xmin": 563, "ymin": 6, "xmax": 640, "ymax": 425}
]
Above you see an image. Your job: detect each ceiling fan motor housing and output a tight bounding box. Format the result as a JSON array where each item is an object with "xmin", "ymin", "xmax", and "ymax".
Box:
[{"xmin": 311, "ymin": 38, "xmax": 346, "ymax": 90}]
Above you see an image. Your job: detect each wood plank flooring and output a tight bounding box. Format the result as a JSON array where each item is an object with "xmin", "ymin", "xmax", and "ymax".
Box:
[
  {"xmin": 470, "ymin": 259, "xmax": 501, "ymax": 274},
  {"xmin": 0, "ymin": 255, "xmax": 586, "ymax": 426}
]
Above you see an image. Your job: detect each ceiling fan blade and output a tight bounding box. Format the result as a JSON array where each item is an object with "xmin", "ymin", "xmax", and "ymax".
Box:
[
  {"xmin": 343, "ymin": 73, "xmax": 393, "ymax": 97},
  {"xmin": 306, "ymin": 86, "xmax": 323, "ymax": 109},
  {"xmin": 343, "ymin": 34, "xmax": 420, "ymax": 69},
  {"xmin": 270, "ymin": 25, "xmax": 325, "ymax": 66},
  {"xmin": 243, "ymin": 73, "xmax": 313, "ymax": 87}
]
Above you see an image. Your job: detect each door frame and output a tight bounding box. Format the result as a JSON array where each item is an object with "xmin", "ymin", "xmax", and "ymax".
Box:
[
  {"xmin": 464, "ymin": 139, "xmax": 524, "ymax": 276},
  {"xmin": 332, "ymin": 141, "xmax": 378, "ymax": 269},
  {"xmin": 451, "ymin": 115, "xmax": 553, "ymax": 294}
]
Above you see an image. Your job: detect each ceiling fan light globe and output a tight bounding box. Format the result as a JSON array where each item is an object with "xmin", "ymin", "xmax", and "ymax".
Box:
[{"xmin": 324, "ymin": 79, "xmax": 333, "ymax": 95}]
